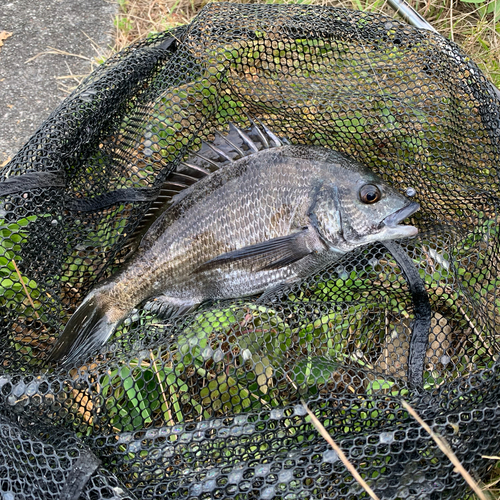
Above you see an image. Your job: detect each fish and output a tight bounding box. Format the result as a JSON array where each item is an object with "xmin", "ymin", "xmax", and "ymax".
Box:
[{"xmin": 48, "ymin": 120, "xmax": 419, "ymax": 366}]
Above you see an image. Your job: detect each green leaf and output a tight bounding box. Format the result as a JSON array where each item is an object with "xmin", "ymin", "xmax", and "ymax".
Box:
[
  {"xmin": 292, "ymin": 356, "xmax": 339, "ymax": 386},
  {"xmin": 120, "ymin": 366, "xmax": 152, "ymax": 424},
  {"xmin": 366, "ymin": 379, "xmax": 395, "ymax": 394}
]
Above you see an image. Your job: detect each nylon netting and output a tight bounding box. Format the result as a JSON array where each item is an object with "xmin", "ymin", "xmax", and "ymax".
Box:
[{"xmin": 1, "ymin": 3, "xmax": 500, "ymax": 499}]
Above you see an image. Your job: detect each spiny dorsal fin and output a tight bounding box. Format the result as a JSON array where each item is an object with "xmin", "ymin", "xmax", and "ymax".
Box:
[
  {"xmin": 185, "ymin": 120, "xmax": 286, "ymax": 169},
  {"xmin": 230, "ymin": 123, "xmax": 259, "ymax": 153},
  {"xmin": 215, "ymin": 129, "xmax": 245, "ymax": 157},
  {"xmin": 178, "ymin": 161, "xmax": 210, "ymax": 176},
  {"xmin": 258, "ymin": 120, "xmax": 285, "ymax": 147},
  {"xmin": 188, "ymin": 152, "xmax": 222, "ymax": 172},
  {"xmin": 247, "ymin": 118, "xmax": 269, "ymax": 149},
  {"xmin": 121, "ymin": 120, "xmax": 287, "ymax": 259},
  {"xmin": 202, "ymin": 140, "xmax": 234, "ymax": 162}
]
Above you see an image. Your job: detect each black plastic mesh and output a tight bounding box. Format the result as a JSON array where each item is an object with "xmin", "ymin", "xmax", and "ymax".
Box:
[{"xmin": 1, "ymin": 3, "xmax": 500, "ymax": 498}]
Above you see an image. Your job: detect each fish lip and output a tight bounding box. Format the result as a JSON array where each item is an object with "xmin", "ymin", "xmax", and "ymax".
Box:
[{"xmin": 380, "ymin": 202, "xmax": 420, "ymax": 228}]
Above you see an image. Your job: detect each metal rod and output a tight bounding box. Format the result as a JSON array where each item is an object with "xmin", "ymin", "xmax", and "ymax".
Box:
[{"xmin": 386, "ymin": 0, "xmax": 438, "ymax": 32}]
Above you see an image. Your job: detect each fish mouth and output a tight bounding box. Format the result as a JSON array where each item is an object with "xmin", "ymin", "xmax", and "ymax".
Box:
[{"xmin": 380, "ymin": 201, "xmax": 420, "ymax": 229}]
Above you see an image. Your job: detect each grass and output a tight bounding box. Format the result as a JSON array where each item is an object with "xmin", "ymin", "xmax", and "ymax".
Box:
[
  {"xmin": 113, "ymin": 0, "xmax": 500, "ymax": 89},
  {"xmin": 114, "ymin": 0, "xmax": 203, "ymax": 49}
]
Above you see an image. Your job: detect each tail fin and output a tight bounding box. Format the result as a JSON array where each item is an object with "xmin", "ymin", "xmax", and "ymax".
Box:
[{"xmin": 48, "ymin": 295, "xmax": 119, "ymax": 367}]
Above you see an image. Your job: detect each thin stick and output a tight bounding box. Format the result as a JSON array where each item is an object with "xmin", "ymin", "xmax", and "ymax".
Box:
[
  {"xmin": 449, "ymin": 4, "xmax": 454, "ymax": 42},
  {"xmin": 301, "ymin": 400, "xmax": 381, "ymax": 500},
  {"xmin": 25, "ymin": 48, "xmax": 92, "ymax": 64},
  {"xmin": 485, "ymin": 474, "xmax": 500, "ymax": 489},
  {"xmin": 442, "ymin": 285, "xmax": 495, "ymax": 357},
  {"xmin": 150, "ymin": 350, "xmax": 174, "ymax": 426},
  {"xmin": 11, "ymin": 259, "xmax": 40, "ymax": 320},
  {"xmin": 402, "ymin": 401, "xmax": 489, "ymax": 500},
  {"xmin": 56, "ymin": 74, "xmax": 92, "ymax": 80}
]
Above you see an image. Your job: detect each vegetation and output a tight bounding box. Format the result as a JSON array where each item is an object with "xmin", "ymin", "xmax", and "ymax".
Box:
[{"xmin": 114, "ymin": 0, "xmax": 500, "ymax": 89}]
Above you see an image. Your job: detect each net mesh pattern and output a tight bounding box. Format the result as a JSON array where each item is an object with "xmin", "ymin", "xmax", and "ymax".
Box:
[{"xmin": 1, "ymin": 3, "xmax": 500, "ymax": 498}]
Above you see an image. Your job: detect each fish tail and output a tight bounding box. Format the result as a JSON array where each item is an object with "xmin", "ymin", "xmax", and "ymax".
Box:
[{"xmin": 48, "ymin": 294, "xmax": 120, "ymax": 367}]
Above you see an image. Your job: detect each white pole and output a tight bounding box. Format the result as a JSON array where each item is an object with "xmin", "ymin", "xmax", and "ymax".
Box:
[{"xmin": 385, "ymin": 0, "xmax": 438, "ymax": 32}]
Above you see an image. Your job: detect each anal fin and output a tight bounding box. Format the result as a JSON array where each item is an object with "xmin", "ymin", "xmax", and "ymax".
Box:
[
  {"xmin": 143, "ymin": 295, "xmax": 200, "ymax": 319},
  {"xmin": 257, "ymin": 282, "xmax": 292, "ymax": 304}
]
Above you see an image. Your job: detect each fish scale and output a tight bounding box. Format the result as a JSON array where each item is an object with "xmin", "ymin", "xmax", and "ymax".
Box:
[{"xmin": 48, "ymin": 121, "xmax": 419, "ymax": 366}]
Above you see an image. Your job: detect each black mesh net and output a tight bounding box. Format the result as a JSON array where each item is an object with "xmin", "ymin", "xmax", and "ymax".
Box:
[{"xmin": 1, "ymin": 3, "xmax": 500, "ymax": 498}]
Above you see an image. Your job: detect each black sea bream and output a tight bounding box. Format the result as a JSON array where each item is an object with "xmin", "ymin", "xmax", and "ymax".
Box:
[{"xmin": 49, "ymin": 121, "xmax": 419, "ymax": 366}]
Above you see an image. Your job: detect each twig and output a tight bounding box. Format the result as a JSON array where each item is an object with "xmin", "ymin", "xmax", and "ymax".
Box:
[
  {"xmin": 402, "ymin": 401, "xmax": 489, "ymax": 500},
  {"xmin": 421, "ymin": 245, "xmax": 437, "ymax": 274},
  {"xmin": 81, "ymin": 30, "xmax": 109, "ymax": 60},
  {"xmin": 442, "ymin": 285, "xmax": 497, "ymax": 359},
  {"xmin": 11, "ymin": 259, "xmax": 40, "ymax": 320},
  {"xmin": 150, "ymin": 350, "xmax": 174, "ymax": 426},
  {"xmin": 56, "ymin": 75, "xmax": 92, "ymax": 80},
  {"xmin": 248, "ymin": 387, "xmax": 272, "ymax": 408},
  {"xmin": 485, "ymin": 475, "xmax": 500, "ymax": 489},
  {"xmin": 25, "ymin": 47, "xmax": 92, "ymax": 64},
  {"xmin": 456, "ymin": 300, "xmax": 483, "ymax": 339},
  {"xmin": 301, "ymin": 400, "xmax": 381, "ymax": 500},
  {"xmin": 449, "ymin": 4, "xmax": 454, "ymax": 42}
]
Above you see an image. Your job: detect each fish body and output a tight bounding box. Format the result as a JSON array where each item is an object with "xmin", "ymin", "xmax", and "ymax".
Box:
[{"xmin": 49, "ymin": 123, "xmax": 419, "ymax": 366}]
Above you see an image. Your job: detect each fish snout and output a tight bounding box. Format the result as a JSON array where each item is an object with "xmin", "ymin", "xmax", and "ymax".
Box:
[{"xmin": 379, "ymin": 202, "xmax": 420, "ymax": 229}]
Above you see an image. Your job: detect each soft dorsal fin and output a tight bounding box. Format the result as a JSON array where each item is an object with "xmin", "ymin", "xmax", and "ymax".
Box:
[{"xmin": 121, "ymin": 120, "xmax": 287, "ymax": 258}]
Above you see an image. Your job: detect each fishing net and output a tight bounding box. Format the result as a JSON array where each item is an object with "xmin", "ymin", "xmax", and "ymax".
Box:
[{"xmin": 1, "ymin": 3, "xmax": 499, "ymax": 498}]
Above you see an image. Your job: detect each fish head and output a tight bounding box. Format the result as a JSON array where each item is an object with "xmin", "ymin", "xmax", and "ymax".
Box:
[{"xmin": 314, "ymin": 167, "xmax": 419, "ymax": 251}]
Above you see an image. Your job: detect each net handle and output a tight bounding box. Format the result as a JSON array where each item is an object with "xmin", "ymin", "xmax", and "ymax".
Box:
[{"xmin": 386, "ymin": 0, "xmax": 437, "ymax": 33}]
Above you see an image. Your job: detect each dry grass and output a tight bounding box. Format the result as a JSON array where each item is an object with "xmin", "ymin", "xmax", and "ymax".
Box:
[
  {"xmin": 114, "ymin": 0, "xmax": 500, "ymax": 87},
  {"xmin": 302, "ymin": 399, "xmax": 382, "ymax": 500},
  {"xmin": 403, "ymin": 401, "xmax": 492, "ymax": 500},
  {"xmin": 114, "ymin": 0, "xmax": 206, "ymax": 50}
]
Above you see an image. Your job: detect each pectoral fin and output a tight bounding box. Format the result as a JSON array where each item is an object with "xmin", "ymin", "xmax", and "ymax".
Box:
[{"xmin": 195, "ymin": 227, "xmax": 324, "ymax": 273}]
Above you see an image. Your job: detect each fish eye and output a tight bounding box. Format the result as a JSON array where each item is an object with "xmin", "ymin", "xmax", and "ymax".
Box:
[{"xmin": 359, "ymin": 184, "xmax": 382, "ymax": 204}]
